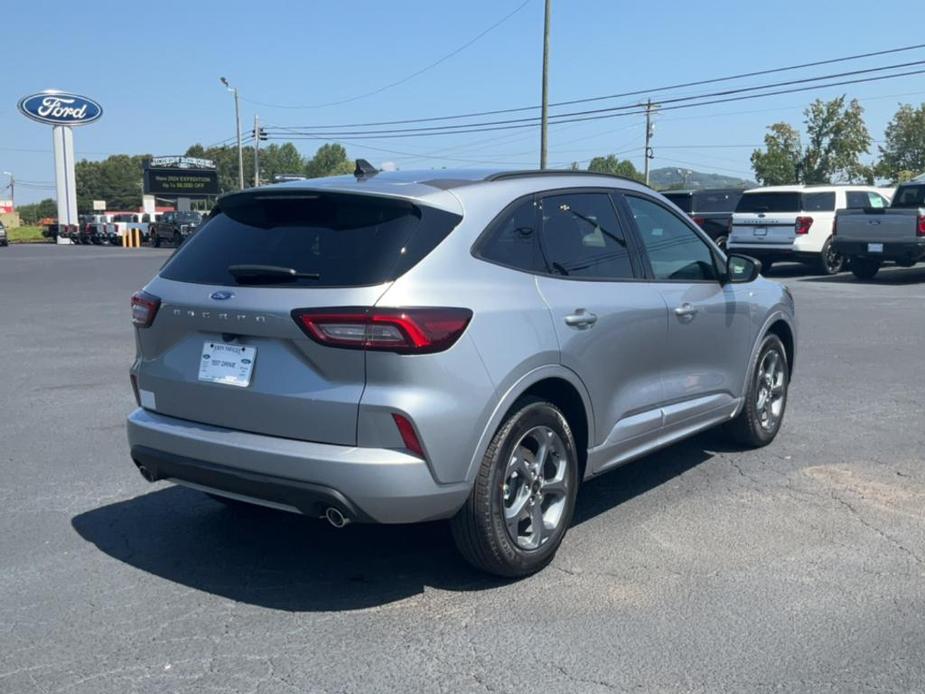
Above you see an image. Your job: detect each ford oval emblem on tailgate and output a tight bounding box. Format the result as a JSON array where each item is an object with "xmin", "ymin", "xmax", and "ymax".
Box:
[{"xmin": 210, "ymin": 291, "xmax": 234, "ymax": 301}]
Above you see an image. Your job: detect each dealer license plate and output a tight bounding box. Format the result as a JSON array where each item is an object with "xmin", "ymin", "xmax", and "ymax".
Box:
[{"xmin": 198, "ymin": 342, "xmax": 256, "ymax": 388}]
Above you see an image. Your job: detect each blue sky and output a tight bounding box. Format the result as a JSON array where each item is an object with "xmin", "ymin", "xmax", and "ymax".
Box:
[{"xmin": 5, "ymin": 0, "xmax": 925, "ymax": 204}]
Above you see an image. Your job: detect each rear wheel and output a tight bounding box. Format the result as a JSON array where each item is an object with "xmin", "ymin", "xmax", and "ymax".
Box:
[
  {"xmin": 850, "ymin": 257, "xmax": 881, "ymax": 280},
  {"xmin": 714, "ymin": 235, "xmax": 728, "ymax": 251},
  {"xmin": 451, "ymin": 397, "xmax": 579, "ymax": 577},
  {"xmin": 818, "ymin": 237, "xmax": 844, "ymax": 275},
  {"xmin": 724, "ymin": 334, "xmax": 789, "ymax": 448}
]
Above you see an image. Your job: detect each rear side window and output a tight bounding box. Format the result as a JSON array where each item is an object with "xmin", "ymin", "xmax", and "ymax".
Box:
[
  {"xmin": 803, "ymin": 192, "xmax": 835, "ymax": 211},
  {"xmin": 477, "ymin": 197, "xmax": 545, "ymax": 273},
  {"xmin": 538, "ymin": 192, "xmax": 635, "ymax": 280},
  {"xmin": 160, "ymin": 193, "xmax": 461, "ymax": 287},
  {"xmin": 845, "ymin": 191, "xmax": 870, "ymax": 208},
  {"xmin": 736, "ymin": 192, "xmax": 802, "ymax": 213}
]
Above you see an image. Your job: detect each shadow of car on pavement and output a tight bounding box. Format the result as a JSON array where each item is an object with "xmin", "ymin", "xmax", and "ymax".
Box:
[{"xmin": 72, "ymin": 434, "xmax": 723, "ymax": 612}]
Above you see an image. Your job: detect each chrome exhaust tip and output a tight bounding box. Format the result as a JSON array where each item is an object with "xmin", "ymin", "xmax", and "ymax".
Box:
[{"xmin": 324, "ymin": 506, "xmax": 349, "ymax": 528}]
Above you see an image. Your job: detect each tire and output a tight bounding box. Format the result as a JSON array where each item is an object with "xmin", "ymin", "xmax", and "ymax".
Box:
[
  {"xmin": 724, "ymin": 334, "xmax": 789, "ymax": 448},
  {"xmin": 817, "ymin": 237, "xmax": 845, "ymax": 275},
  {"xmin": 714, "ymin": 235, "xmax": 728, "ymax": 251},
  {"xmin": 153, "ymin": 231, "xmax": 161, "ymax": 248},
  {"xmin": 173, "ymin": 231, "xmax": 182, "ymax": 247},
  {"xmin": 850, "ymin": 257, "xmax": 881, "ymax": 280},
  {"xmin": 451, "ymin": 396, "xmax": 579, "ymax": 578}
]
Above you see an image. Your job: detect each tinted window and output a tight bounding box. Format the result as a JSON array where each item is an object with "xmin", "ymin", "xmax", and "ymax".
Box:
[
  {"xmin": 160, "ymin": 193, "xmax": 461, "ymax": 287},
  {"xmin": 736, "ymin": 192, "xmax": 802, "ymax": 213},
  {"xmin": 845, "ymin": 191, "xmax": 870, "ymax": 208},
  {"xmin": 803, "ymin": 192, "xmax": 835, "ymax": 211},
  {"xmin": 478, "ymin": 197, "xmax": 544, "ymax": 272},
  {"xmin": 626, "ymin": 196, "xmax": 717, "ymax": 281},
  {"xmin": 663, "ymin": 193, "xmax": 693, "ymax": 213},
  {"xmin": 177, "ymin": 212, "xmax": 202, "ymax": 223},
  {"xmin": 892, "ymin": 185, "xmax": 925, "ymax": 208},
  {"xmin": 539, "ymin": 193, "xmax": 635, "ymax": 280},
  {"xmin": 691, "ymin": 190, "xmax": 743, "ymax": 213}
]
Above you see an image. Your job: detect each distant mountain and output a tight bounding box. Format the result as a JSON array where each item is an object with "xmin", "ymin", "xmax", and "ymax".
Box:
[{"xmin": 649, "ymin": 167, "xmax": 755, "ymax": 191}]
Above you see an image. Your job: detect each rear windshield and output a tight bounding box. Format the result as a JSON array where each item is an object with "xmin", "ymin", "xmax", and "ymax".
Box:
[
  {"xmin": 691, "ymin": 190, "xmax": 742, "ymax": 213},
  {"xmin": 736, "ymin": 191, "xmax": 835, "ymax": 213},
  {"xmin": 891, "ymin": 185, "xmax": 925, "ymax": 208},
  {"xmin": 159, "ymin": 193, "xmax": 461, "ymax": 287},
  {"xmin": 662, "ymin": 193, "xmax": 692, "ymax": 213}
]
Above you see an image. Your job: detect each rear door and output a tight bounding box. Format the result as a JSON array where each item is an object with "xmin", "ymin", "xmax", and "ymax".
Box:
[
  {"xmin": 533, "ymin": 189, "xmax": 668, "ymax": 463},
  {"xmin": 135, "ymin": 191, "xmax": 461, "ymax": 445}
]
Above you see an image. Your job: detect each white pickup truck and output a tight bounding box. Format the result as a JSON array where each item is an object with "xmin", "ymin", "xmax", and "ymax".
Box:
[{"xmin": 833, "ymin": 179, "xmax": 925, "ymax": 279}]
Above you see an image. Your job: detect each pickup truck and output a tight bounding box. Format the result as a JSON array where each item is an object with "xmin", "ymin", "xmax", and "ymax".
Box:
[
  {"xmin": 833, "ymin": 180, "xmax": 925, "ymax": 279},
  {"xmin": 662, "ymin": 188, "xmax": 743, "ymax": 250}
]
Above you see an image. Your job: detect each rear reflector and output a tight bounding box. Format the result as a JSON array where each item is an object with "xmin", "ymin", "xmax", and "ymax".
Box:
[
  {"xmin": 293, "ymin": 307, "xmax": 472, "ymax": 354},
  {"xmin": 131, "ymin": 290, "xmax": 160, "ymax": 328},
  {"xmin": 691, "ymin": 215, "xmax": 705, "ymax": 227},
  {"xmin": 392, "ymin": 413, "xmax": 425, "ymax": 458},
  {"xmin": 795, "ymin": 216, "xmax": 813, "ymax": 235}
]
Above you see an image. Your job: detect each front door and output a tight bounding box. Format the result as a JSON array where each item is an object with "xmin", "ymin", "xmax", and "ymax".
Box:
[{"xmin": 622, "ymin": 194, "xmax": 752, "ymax": 427}]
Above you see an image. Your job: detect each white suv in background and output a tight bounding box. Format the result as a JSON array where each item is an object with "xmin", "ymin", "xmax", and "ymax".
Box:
[{"xmin": 728, "ymin": 185, "xmax": 891, "ymax": 275}]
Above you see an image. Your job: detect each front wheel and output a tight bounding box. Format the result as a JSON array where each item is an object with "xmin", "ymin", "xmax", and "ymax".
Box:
[
  {"xmin": 451, "ymin": 397, "xmax": 579, "ymax": 577},
  {"xmin": 850, "ymin": 257, "xmax": 881, "ymax": 280},
  {"xmin": 724, "ymin": 334, "xmax": 789, "ymax": 448},
  {"xmin": 818, "ymin": 237, "xmax": 845, "ymax": 275}
]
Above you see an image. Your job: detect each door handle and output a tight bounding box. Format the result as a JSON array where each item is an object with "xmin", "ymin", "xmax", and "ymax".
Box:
[
  {"xmin": 674, "ymin": 302, "xmax": 699, "ymax": 319},
  {"xmin": 564, "ymin": 309, "xmax": 598, "ymax": 328}
]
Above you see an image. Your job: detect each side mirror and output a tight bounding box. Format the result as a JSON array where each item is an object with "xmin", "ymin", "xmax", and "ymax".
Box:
[{"xmin": 726, "ymin": 254, "xmax": 761, "ymax": 284}]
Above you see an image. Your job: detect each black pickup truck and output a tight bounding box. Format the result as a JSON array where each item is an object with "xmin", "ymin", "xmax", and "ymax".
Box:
[
  {"xmin": 662, "ymin": 188, "xmax": 744, "ymax": 250},
  {"xmin": 149, "ymin": 211, "xmax": 203, "ymax": 247}
]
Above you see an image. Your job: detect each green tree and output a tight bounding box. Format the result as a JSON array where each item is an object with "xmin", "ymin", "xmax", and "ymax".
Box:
[
  {"xmin": 16, "ymin": 198, "xmax": 57, "ymax": 225},
  {"xmin": 304, "ymin": 143, "xmax": 354, "ymax": 178},
  {"xmin": 750, "ymin": 96, "xmax": 872, "ymax": 185},
  {"xmin": 259, "ymin": 143, "xmax": 306, "ymax": 183},
  {"xmin": 587, "ymin": 155, "xmax": 644, "ymax": 182},
  {"xmin": 751, "ymin": 123, "xmax": 802, "ymax": 186},
  {"xmin": 75, "ymin": 154, "xmax": 149, "ymax": 211},
  {"xmin": 876, "ymin": 103, "xmax": 925, "ymax": 183}
]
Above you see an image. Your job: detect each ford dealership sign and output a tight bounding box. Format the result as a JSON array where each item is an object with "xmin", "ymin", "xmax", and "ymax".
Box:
[{"xmin": 17, "ymin": 91, "xmax": 102, "ymax": 127}]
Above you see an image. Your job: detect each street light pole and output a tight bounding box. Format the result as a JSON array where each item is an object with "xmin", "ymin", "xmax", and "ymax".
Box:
[
  {"xmin": 220, "ymin": 77, "xmax": 245, "ymax": 190},
  {"xmin": 539, "ymin": 0, "xmax": 551, "ymax": 170}
]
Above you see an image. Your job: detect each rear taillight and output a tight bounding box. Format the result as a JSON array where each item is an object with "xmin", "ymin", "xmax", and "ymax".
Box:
[
  {"xmin": 392, "ymin": 413, "xmax": 425, "ymax": 458},
  {"xmin": 293, "ymin": 307, "xmax": 472, "ymax": 354},
  {"xmin": 691, "ymin": 215, "xmax": 705, "ymax": 228},
  {"xmin": 918, "ymin": 215, "xmax": 925, "ymax": 236},
  {"xmin": 795, "ymin": 216, "xmax": 813, "ymax": 235},
  {"xmin": 131, "ymin": 290, "xmax": 160, "ymax": 328}
]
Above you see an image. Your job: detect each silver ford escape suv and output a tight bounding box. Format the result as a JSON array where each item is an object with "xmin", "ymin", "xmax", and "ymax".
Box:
[{"xmin": 127, "ymin": 167, "xmax": 797, "ymax": 577}]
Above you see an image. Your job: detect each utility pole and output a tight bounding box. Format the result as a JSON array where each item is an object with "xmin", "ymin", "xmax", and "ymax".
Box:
[
  {"xmin": 2, "ymin": 171, "xmax": 13, "ymax": 208},
  {"xmin": 253, "ymin": 114, "xmax": 260, "ymax": 187},
  {"xmin": 539, "ymin": 0, "xmax": 551, "ymax": 170},
  {"xmin": 220, "ymin": 77, "xmax": 245, "ymax": 189},
  {"xmin": 643, "ymin": 98, "xmax": 658, "ymax": 186}
]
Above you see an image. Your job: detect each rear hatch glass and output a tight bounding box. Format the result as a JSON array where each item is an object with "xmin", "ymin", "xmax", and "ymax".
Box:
[
  {"xmin": 160, "ymin": 192, "xmax": 461, "ymax": 287},
  {"xmin": 691, "ymin": 190, "xmax": 742, "ymax": 213}
]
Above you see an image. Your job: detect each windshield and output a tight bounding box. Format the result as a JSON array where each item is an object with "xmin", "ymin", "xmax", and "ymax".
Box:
[
  {"xmin": 891, "ymin": 185, "xmax": 925, "ymax": 209},
  {"xmin": 159, "ymin": 192, "xmax": 462, "ymax": 287}
]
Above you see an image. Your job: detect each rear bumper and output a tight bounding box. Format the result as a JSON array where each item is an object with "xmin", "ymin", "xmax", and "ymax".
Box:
[
  {"xmin": 126, "ymin": 408, "xmax": 471, "ymax": 523},
  {"xmin": 832, "ymin": 239, "xmax": 925, "ymax": 262}
]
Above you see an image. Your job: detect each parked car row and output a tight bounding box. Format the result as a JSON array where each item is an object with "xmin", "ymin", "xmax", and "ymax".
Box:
[{"xmin": 58, "ymin": 211, "xmax": 204, "ymax": 246}]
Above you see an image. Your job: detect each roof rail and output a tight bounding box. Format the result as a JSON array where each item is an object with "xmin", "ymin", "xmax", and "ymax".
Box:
[{"xmin": 484, "ymin": 169, "xmax": 650, "ymax": 187}]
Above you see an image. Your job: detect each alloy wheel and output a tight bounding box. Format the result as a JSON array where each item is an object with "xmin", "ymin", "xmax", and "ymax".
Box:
[{"xmin": 755, "ymin": 349, "xmax": 786, "ymax": 432}]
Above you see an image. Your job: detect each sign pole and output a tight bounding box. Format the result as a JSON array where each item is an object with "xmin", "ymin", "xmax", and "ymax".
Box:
[{"xmin": 52, "ymin": 125, "xmax": 78, "ymax": 244}]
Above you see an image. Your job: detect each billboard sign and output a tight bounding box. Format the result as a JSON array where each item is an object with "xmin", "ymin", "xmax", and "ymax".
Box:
[{"xmin": 144, "ymin": 168, "xmax": 219, "ymax": 197}]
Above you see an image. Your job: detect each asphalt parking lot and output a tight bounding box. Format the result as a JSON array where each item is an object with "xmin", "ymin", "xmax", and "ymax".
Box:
[{"xmin": 1, "ymin": 244, "xmax": 924, "ymax": 693}]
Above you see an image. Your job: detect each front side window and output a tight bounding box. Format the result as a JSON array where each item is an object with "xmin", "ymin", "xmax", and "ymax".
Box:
[
  {"xmin": 477, "ymin": 197, "xmax": 544, "ymax": 272},
  {"xmin": 538, "ymin": 192, "xmax": 635, "ymax": 280},
  {"xmin": 625, "ymin": 195, "xmax": 717, "ymax": 281}
]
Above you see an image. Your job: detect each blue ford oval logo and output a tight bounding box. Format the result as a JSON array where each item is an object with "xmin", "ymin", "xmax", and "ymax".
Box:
[
  {"xmin": 17, "ymin": 91, "xmax": 103, "ymax": 127},
  {"xmin": 210, "ymin": 291, "xmax": 234, "ymax": 301}
]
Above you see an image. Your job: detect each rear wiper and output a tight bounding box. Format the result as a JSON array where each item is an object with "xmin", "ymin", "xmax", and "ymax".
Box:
[{"xmin": 228, "ymin": 264, "xmax": 320, "ymax": 284}]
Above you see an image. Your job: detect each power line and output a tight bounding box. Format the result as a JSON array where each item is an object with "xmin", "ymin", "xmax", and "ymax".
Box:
[
  {"xmin": 240, "ymin": 0, "xmax": 533, "ymax": 110},
  {"xmin": 264, "ymin": 65, "xmax": 925, "ymax": 141},
  {"xmin": 257, "ymin": 42, "xmax": 925, "ymax": 128}
]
